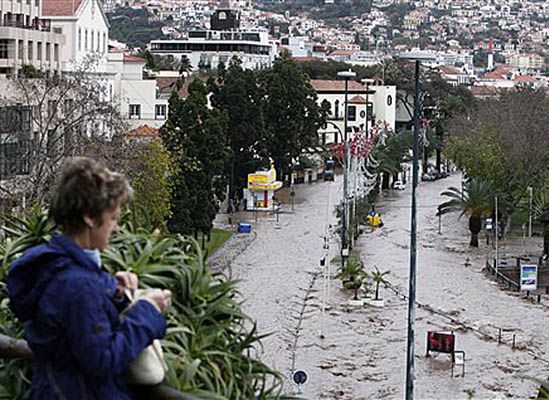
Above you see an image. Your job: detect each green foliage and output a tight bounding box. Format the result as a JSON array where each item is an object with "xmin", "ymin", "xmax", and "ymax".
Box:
[
  {"xmin": 0, "ymin": 211, "xmax": 286, "ymax": 399},
  {"xmin": 259, "ymin": 59, "xmax": 327, "ymax": 178},
  {"xmin": 18, "ymin": 64, "xmax": 44, "ymax": 79},
  {"xmin": 127, "ymin": 139, "xmax": 177, "ymax": 232},
  {"xmin": 161, "ymin": 79, "xmax": 229, "ymax": 235},
  {"xmin": 369, "ymin": 266, "xmax": 389, "ymax": 301},
  {"xmin": 446, "ymin": 89, "xmax": 549, "ymax": 221},
  {"xmin": 107, "ymin": 7, "xmax": 164, "ymax": 49},
  {"xmin": 437, "ymin": 179, "xmax": 494, "ymax": 247},
  {"xmin": 209, "ymin": 58, "xmax": 268, "ymax": 197},
  {"xmin": 336, "ymin": 254, "xmax": 367, "ymax": 300}
]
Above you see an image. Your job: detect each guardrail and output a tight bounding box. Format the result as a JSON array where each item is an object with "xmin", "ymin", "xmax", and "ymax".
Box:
[{"xmin": 485, "ymin": 259, "xmax": 520, "ymax": 291}]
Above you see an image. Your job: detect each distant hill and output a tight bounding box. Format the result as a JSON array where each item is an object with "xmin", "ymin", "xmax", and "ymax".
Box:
[
  {"xmin": 107, "ymin": 7, "xmax": 164, "ymax": 50},
  {"xmin": 258, "ymin": 0, "xmax": 373, "ymax": 25}
]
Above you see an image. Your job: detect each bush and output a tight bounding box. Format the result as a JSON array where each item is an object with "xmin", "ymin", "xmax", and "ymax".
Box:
[{"xmin": 0, "ymin": 210, "xmax": 287, "ymax": 399}]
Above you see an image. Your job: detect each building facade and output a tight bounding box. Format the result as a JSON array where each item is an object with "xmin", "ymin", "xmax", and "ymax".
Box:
[
  {"xmin": 42, "ymin": 0, "xmax": 109, "ymax": 72},
  {"xmin": 0, "ymin": 0, "xmax": 64, "ymax": 76},
  {"xmin": 150, "ymin": 9, "xmax": 277, "ymax": 71}
]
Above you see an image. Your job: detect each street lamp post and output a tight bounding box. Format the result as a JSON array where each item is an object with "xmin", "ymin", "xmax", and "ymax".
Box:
[
  {"xmin": 337, "ymin": 69, "xmax": 356, "ymax": 266},
  {"xmin": 528, "ymin": 186, "xmax": 533, "ymax": 238}
]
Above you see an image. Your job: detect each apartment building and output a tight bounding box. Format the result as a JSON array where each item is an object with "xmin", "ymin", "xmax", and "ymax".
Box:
[
  {"xmin": 508, "ymin": 53, "xmax": 545, "ymax": 72},
  {"xmin": 0, "ymin": 0, "xmax": 64, "ymax": 75}
]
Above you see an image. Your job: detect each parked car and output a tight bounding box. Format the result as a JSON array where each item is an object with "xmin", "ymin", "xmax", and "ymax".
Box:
[
  {"xmin": 323, "ymin": 170, "xmax": 335, "ymax": 181},
  {"xmin": 421, "ymin": 173, "xmax": 436, "ymax": 181},
  {"xmin": 392, "ymin": 180, "xmax": 406, "ymax": 190}
]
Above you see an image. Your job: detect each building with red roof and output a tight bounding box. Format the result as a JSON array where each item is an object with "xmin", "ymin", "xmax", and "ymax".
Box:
[{"xmin": 42, "ymin": 0, "xmax": 109, "ymax": 72}]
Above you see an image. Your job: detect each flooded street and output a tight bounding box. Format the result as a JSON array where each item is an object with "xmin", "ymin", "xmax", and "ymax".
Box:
[{"xmin": 228, "ymin": 172, "xmax": 549, "ymax": 399}]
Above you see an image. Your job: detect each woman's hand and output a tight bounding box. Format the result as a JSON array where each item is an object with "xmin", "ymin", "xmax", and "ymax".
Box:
[
  {"xmin": 140, "ymin": 289, "xmax": 172, "ymax": 313},
  {"xmin": 115, "ymin": 271, "xmax": 138, "ymax": 293}
]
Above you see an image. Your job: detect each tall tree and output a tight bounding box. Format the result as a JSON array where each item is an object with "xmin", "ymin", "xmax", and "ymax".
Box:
[
  {"xmin": 209, "ymin": 57, "xmax": 267, "ymax": 198},
  {"xmin": 259, "ymin": 59, "xmax": 327, "ymax": 179},
  {"xmin": 161, "ymin": 79, "xmax": 228, "ymax": 235},
  {"xmin": 446, "ymin": 89, "xmax": 549, "ymax": 221}
]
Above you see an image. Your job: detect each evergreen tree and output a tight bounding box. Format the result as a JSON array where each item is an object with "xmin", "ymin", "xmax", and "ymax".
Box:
[
  {"xmin": 210, "ymin": 57, "xmax": 267, "ymax": 198},
  {"xmin": 161, "ymin": 79, "xmax": 228, "ymax": 235},
  {"xmin": 259, "ymin": 58, "xmax": 328, "ymax": 180}
]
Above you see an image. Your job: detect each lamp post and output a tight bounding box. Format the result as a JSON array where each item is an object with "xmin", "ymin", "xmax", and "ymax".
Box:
[
  {"xmin": 528, "ymin": 186, "xmax": 533, "ymax": 238},
  {"xmin": 337, "ymin": 69, "xmax": 356, "ymax": 266}
]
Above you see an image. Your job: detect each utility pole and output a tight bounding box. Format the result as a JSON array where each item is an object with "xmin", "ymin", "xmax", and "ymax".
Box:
[
  {"xmin": 495, "ymin": 195, "xmax": 499, "ymax": 275},
  {"xmin": 405, "ymin": 60, "xmax": 420, "ymax": 400},
  {"xmin": 337, "ymin": 70, "xmax": 356, "ymax": 266}
]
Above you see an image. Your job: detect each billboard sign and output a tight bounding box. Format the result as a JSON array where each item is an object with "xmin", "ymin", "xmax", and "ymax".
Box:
[
  {"xmin": 427, "ymin": 331, "xmax": 455, "ymax": 355},
  {"xmin": 520, "ymin": 264, "xmax": 537, "ymax": 291}
]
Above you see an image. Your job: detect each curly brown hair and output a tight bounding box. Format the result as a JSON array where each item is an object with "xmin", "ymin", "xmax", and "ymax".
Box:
[{"xmin": 49, "ymin": 157, "xmax": 133, "ymax": 234}]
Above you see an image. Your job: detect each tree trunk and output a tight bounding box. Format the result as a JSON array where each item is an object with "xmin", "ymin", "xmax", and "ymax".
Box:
[
  {"xmin": 543, "ymin": 223, "xmax": 549, "ymax": 255},
  {"xmin": 375, "ymin": 282, "xmax": 380, "ymax": 300},
  {"xmin": 469, "ymin": 215, "xmax": 482, "ymax": 247}
]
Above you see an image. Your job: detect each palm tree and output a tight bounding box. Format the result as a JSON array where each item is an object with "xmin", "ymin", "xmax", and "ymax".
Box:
[
  {"xmin": 437, "ymin": 179, "xmax": 493, "ymax": 247},
  {"xmin": 370, "ymin": 265, "xmax": 390, "ymax": 301},
  {"xmin": 336, "ymin": 255, "xmax": 367, "ymax": 300},
  {"xmin": 532, "ymin": 189, "xmax": 549, "ymax": 257}
]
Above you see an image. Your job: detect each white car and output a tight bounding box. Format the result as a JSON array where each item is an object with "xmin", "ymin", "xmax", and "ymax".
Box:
[{"xmin": 393, "ymin": 180, "xmax": 406, "ymax": 190}]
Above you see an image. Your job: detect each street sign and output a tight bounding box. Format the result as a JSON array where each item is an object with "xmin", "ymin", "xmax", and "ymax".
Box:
[
  {"xmin": 520, "ymin": 264, "xmax": 537, "ymax": 291},
  {"xmin": 293, "ymin": 370, "xmax": 307, "ymax": 385}
]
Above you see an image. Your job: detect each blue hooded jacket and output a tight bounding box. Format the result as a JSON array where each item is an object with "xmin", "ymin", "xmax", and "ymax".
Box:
[{"xmin": 7, "ymin": 235, "xmax": 167, "ymax": 400}]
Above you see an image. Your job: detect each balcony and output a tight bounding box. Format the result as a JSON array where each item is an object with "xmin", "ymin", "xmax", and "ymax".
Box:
[{"xmin": 1, "ymin": 16, "xmax": 51, "ymax": 32}]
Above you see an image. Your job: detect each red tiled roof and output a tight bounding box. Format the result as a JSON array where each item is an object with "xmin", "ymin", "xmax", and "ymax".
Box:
[
  {"xmin": 484, "ymin": 66, "xmax": 511, "ymax": 80},
  {"xmin": 42, "ymin": 0, "xmax": 84, "ymax": 16},
  {"xmin": 124, "ymin": 54, "xmax": 146, "ymax": 63},
  {"xmin": 513, "ymin": 75, "xmax": 536, "ymax": 82},
  {"xmin": 437, "ymin": 65, "xmax": 460, "ymax": 75},
  {"xmin": 310, "ymin": 79, "xmax": 364, "ymax": 91},
  {"xmin": 349, "ymin": 95, "xmax": 366, "ymax": 104},
  {"xmin": 127, "ymin": 125, "xmax": 159, "ymax": 137}
]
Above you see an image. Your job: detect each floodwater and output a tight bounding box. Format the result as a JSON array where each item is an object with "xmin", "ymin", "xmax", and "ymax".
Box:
[{"xmin": 220, "ymin": 172, "xmax": 548, "ymax": 399}]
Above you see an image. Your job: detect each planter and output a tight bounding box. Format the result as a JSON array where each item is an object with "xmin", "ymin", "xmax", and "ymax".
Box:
[
  {"xmin": 365, "ymin": 298, "xmax": 385, "ymax": 308},
  {"xmin": 348, "ymin": 299, "xmax": 365, "ymax": 306}
]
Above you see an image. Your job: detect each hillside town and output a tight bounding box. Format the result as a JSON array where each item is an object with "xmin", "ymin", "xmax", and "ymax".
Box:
[{"xmin": 0, "ymin": 0, "xmax": 548, "ymax": 399}]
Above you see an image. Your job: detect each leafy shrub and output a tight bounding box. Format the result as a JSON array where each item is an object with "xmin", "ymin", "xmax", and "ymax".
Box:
[{"xmin": 0, "ymin": 211, "xmax": 287, "ymax": 399}]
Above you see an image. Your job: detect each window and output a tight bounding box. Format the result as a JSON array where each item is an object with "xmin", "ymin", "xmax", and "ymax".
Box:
[
  {"xmin": 78, "ymin": 28, "xmax": 82, "ymax": 51},
  {"xmin": 334, "ymin": 100, "xmax": 339, "ymax": 119},
  {"xmin": 45, "ymin": 43, "xmax": 51, "ymax": 61},
  {"xmin": 348, "ymin": 105, "xmax": 356, "ymax": 121},
  {"xmin": 0, "ymin": 40, "xmax": 8, "ymax": 59},
  {"xmin": 54, "ymin": 44, "xmax": 59, "ymax": 62},
  {"xmin": 103, "ymin": 33, "xmax": 106, "ymax": 53},
  {"xmin": 91, "ymin": 31, "xmax": 94, "ymax": 52},
  {"xmin": 155, "ymin": 105, "xmax": 166, "ymax": 119},
  {"xmin": 129, "ymin": 104, "xmax": 141, "ymax": 119},
  {"xmin": 37, "ymin": 42, "xmax": 42, "ymax": 61},
  {"xmin": 28, "ymin": 41, "xmax": 33, "ymax": 61},
  {"xmin": 85, "ymin": 30, "xmax": 88, "ymax": 50}
]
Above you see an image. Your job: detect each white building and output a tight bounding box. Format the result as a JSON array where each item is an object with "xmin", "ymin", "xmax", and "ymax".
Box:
[
  {"xmin": 310, "ymin": 79, "xmax": 396, "ymax": 145},
  {"xmin": 0, "ymin": 0, "xmax": 64, "ymax": 76},
  {"xmin": 107, "ymin": 52, "xmax": 168, "ymax": 129},
  {"xmin": 42, "ymin": 0, "xmax": 109, "ymax": 72},
  {"xmin": 508, "ymin": 53, "xmax": 545, "ymax": 72},
  {"xmin": 149, "ymin": 9, "xmax": 277, "ymax": 71}
]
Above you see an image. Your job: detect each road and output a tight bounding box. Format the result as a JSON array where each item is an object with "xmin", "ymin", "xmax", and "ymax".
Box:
[{"xmin": 230, "ymin": 172, "xmax": 549, "ymax": 399}]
